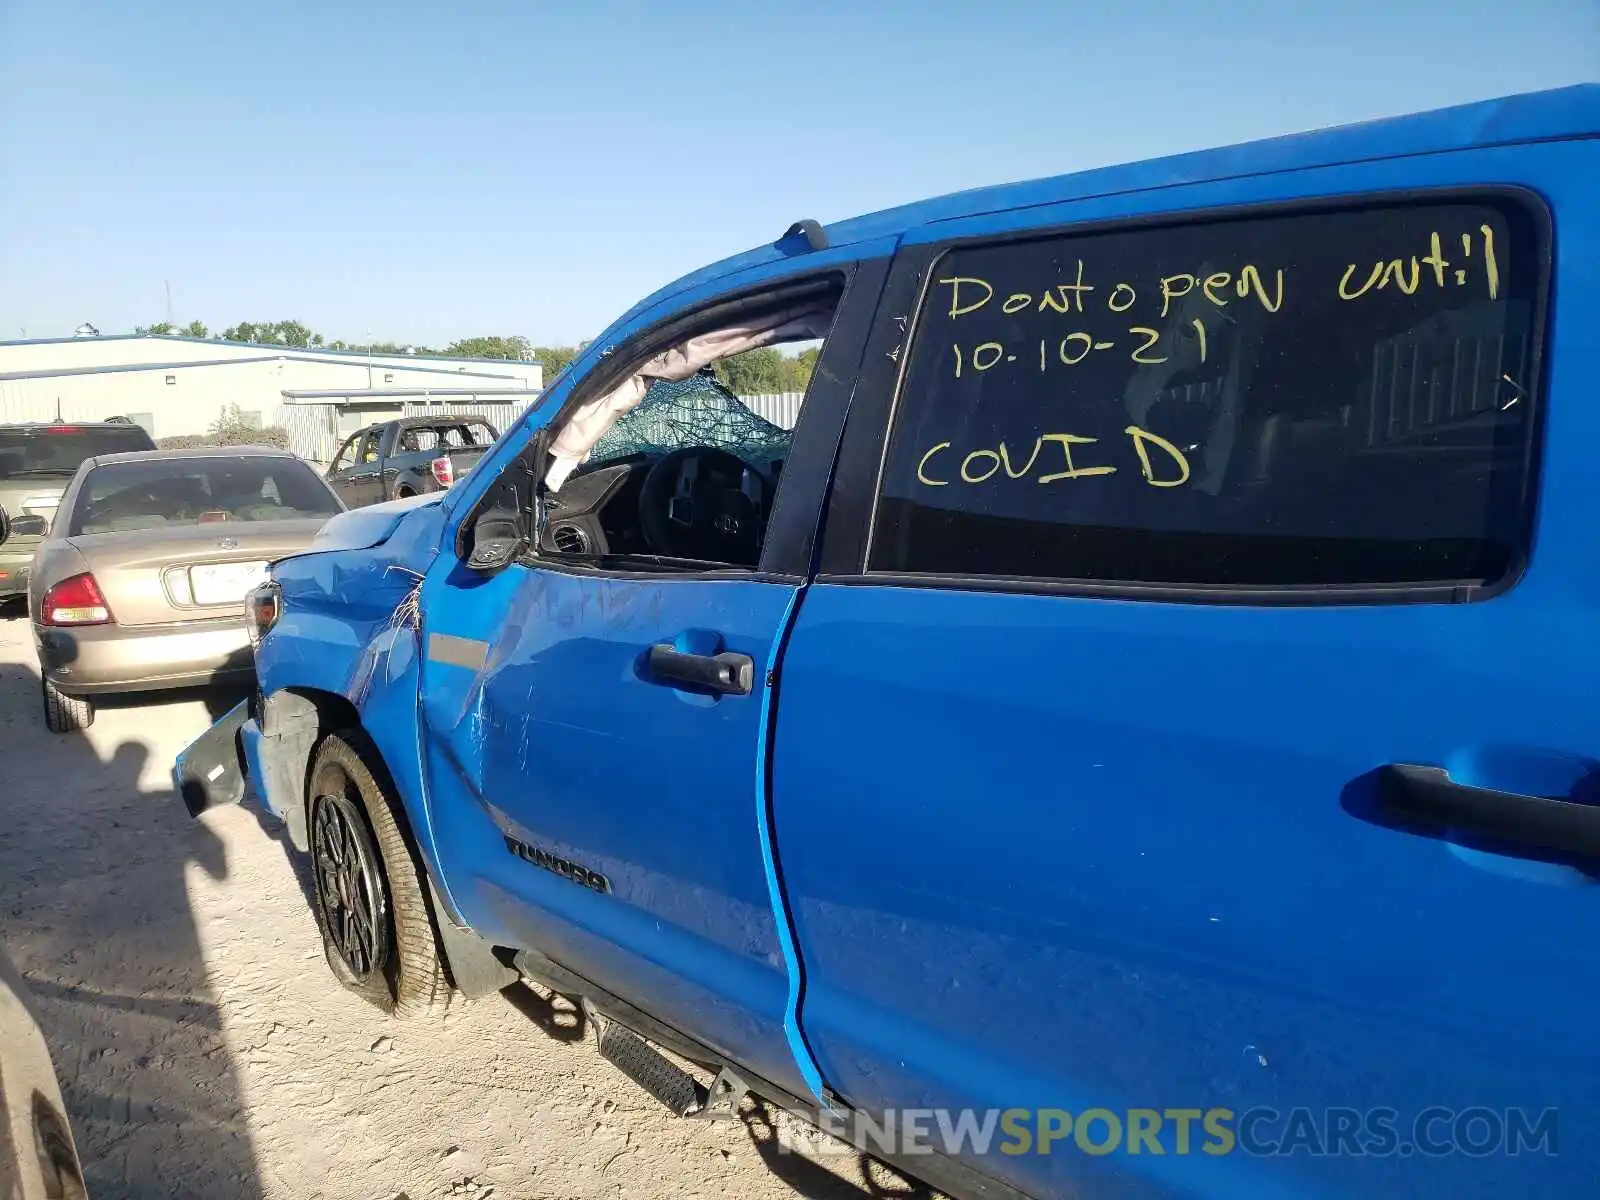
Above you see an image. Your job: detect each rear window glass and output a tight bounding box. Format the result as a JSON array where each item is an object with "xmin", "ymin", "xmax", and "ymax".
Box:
[
  {"xmin": 0, "ymin": 426, "xmax": 155, "ymax": 479},
  {"xmin": 71, "ymin": 456, "xmax": 342, "ymax": 535},
  {"xmin": 396, "ymin": 423, "xmax": 495, "ymax": 453},
  {"xmin": 871, "ymin": 197, "xmax": 1544, "ymax": 591}
]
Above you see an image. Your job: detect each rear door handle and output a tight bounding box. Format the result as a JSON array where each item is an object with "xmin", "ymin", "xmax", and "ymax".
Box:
[
  {"xmin": 1377, "ymin": 763, "xmax": 1600, "ymax": 857},
  {"xmin": 647, "ymin": 645, "xmax": 754, "ymax": 696}
]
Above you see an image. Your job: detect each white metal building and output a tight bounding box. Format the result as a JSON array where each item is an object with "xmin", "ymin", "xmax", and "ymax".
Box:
[{"xmin": 0, "ymin": 334, "xmax": 544, "ymax": 449}]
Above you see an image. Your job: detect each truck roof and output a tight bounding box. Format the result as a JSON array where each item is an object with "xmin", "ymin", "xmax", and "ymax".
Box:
[
  {"xmin": 614, "ymin": 83, "xmax": 1600, "ymax": 330},
  {"xmin": 367, "ymin": 415, "xmax": 494, "ymax": 431}
]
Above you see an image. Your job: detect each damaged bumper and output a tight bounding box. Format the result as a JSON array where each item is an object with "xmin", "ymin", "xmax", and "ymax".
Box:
[
  {"xmin": 172, "ymin": 699, "xmax": 251, "ymax": 817},
  {"xmin": 175, "ymin": 689, "xmax": 317, "ymax": 847}
]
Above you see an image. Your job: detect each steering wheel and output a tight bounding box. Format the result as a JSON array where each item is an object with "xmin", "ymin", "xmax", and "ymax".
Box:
[{"xmin": 638, "ymin": 447, "xmax": 772, "ymax": 565}]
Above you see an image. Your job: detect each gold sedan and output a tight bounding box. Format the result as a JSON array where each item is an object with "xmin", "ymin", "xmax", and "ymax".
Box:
[{"xmin": 28, "ymin": 445, "xmax": 344, "ymax": 732}]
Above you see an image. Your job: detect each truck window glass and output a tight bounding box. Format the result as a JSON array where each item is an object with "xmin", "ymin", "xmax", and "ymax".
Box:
[
  {"xmin": 870, "ymin": 198, "xmax": 1544, "ymax": 590},
  {"xmin": 468, "ymin": 292, "xmax": 838, "ymax": 572},
  {"xmin": 331, "ymin": 435, "xmax": 362, "ymax": 472}
]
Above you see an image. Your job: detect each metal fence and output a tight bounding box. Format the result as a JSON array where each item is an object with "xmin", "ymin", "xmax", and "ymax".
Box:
[
  {"xmin": 277, "ymin": 405, "xmax": 343, "ymax": 465},
  {"xmin": 739, "ymin": 391, "xmax": 804, "ymax": 430}
]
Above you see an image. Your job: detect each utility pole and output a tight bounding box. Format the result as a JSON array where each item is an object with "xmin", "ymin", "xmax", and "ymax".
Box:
[{"xmin": 165, "ymin": 280, "xmax": 174, "ymax": 327}]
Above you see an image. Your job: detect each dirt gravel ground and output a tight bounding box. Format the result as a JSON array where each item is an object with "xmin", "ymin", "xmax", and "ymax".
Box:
[{"xmin": 0, "ymin": 606, "xmax": 932, "ymax": 1200}]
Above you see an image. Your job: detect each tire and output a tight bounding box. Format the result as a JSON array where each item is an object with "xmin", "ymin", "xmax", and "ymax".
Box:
[
  {"xmin": 41, "ymin": 678, "xmax": 93, "ymax": 734},
  {"xmin": 397, "ymin": 487, "xmax": 415, "ymax": 499},
  {"xmin": 307, "ymin": 730, "xmax": 451, "ymax": 1016}
]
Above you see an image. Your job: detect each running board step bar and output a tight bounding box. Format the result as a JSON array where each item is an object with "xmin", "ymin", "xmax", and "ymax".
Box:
[
  {"xmin": 597, "ymin": 1021, "xmax": 701, "ymax": 1115},
  {"xmin": 590, "ymin": 1007, "xmax": 745, "ymax": 1119}
]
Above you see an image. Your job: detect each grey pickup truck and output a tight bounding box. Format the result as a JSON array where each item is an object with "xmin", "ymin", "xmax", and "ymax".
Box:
[{"xmin": 323, "ymin": 415, "xmax": 499, "ymax": 509}]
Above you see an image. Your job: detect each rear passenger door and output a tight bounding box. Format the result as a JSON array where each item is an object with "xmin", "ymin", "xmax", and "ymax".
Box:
[{"xmin": 774, "ymin": 145, "xmax": 1600, "ymax": 1199}]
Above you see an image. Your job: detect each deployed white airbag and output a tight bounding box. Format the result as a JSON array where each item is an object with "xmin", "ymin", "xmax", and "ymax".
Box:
[{"xmin": 544, "ymin": 303, "xmax": 831, "ymax": 490}]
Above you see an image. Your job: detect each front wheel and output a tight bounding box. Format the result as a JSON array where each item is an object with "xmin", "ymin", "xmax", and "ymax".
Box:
[
  {"xmin": 41, "ymin": 678, "xmax": 93, "ymax": 734},
  {"xmin": 307, "ymin": 731, "xmax": 451, "ymax": 1016}
]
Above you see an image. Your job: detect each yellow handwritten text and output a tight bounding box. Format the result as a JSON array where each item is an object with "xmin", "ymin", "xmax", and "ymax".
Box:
[
  {"xmin": 914, "ymin": 435, "xmax": 1115, "ymax": 487},
  {"xmin": 1125, "ymin": 426, "xmax": 1191, "ymax": 487},
  {"xmin": 939, "ymin": 265, "xmax": 1100, "ymax": 322},
  {"xmin": 1481, "ymin": 223, "xmax": 1500, "ymax": 300},
  {"xmin": 1037, "ymin": 261, "xmax": 1095, "ymax": 315},
  {"xmin": 1236, "ymin": 265, "xmax": 1284, "ymax": 312},
  {"xmin": 1340, "ymin": 229, "xmax": 1501, "ymax": 302},
  {"xmin": 916, "ymin": 443, "xmax": 952, "ymax": 486},
  {"xmin": 914, "ymin": 428, "xmax": 1192, "ymax": 489},
  {"xmin": 940, "ymin": 276, "xmax": 995, "ymax": 318},
  {"xmin": 1129, "ymin": 328, "xmax": 1167, "ymax": 365},
  {"xmin": 1037, "ymin": 434, "xmax": 1117, "ymax": 482},
  {"xmin": 1159, "ymin": 266, "xmax": 1283, "ymax": 318}
]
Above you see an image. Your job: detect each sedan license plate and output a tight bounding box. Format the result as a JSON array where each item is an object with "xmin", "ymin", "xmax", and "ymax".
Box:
[{"xmin": 190, "ymin": 561, "xmax": 269, "ymax": 606}]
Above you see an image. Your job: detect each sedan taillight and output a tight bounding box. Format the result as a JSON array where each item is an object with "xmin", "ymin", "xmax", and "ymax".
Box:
[
  {"xmin": 429, "ymin": 456, "xmax": 455, "ymax": 487},
  {"xmin": 41, "ymin": 572, "xmax": 113, "ymax": 626}
]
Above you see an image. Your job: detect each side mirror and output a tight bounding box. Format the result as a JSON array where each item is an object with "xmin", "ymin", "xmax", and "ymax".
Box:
[
  {"xmin": 459, "ymin": 449, "xmax": 543, "ymax": 573},
  {"xmin": 464, "ymin": 487, "xmax": 539, "ymax": 573},
  {"xmin": 9, "ymin": 514, "xmax": 47, "ymax": 537},
  {"xmin": 466, "ymin": 525, "xmax": 525, "ymax": 572}
]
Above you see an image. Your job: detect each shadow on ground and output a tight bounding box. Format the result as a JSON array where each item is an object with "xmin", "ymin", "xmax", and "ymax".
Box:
[
  {"xmin": 739, "ymin": 1099, "xmax": 940, "ymax": 1200},
  {"xmin": 91, "ymin": 681, "xmax": 249, "ymax": 724},
  {"xmin": 507, "ymin": 980, "xmax": 941, "ymax": 1199},
  {"xmin": 0, "ymin": 660, "xmax": 265, "ymax": 1200}
]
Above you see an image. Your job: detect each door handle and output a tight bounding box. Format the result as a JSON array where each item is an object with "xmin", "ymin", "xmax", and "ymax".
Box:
[
  {"xmin": 647, "ymin": 644, "xmax": 754, "ymax": 696},
  {"xmin": 1376, "ymin": 763, "xmax": 1600, "ymax": 858}
]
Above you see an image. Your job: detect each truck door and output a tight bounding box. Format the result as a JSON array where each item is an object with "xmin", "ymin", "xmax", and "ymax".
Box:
[
  {"xmin": 773, "ymin": 146, "xmax": 1600, "ymax": 1198},
  {"xmin": 414, "ymin": 253, "xmax": 891, "ymax": 1101},
  {"xmin": 327, "ymin": 430, "xmax": 384, "ymax": 508},
  {"xmin": 348, "ymin": 429, "xmax": 389, "ymax": 506}
]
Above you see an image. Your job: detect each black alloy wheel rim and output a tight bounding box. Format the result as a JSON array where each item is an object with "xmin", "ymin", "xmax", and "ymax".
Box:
[{"xmin": 311, "ymin": 791, "xmax": 390, "ymax": 980}]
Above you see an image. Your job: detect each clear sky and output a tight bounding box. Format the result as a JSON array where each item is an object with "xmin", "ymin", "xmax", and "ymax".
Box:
[{"xmin": 1, "ymin": 0, "xmax": 1595, "ymax": 349}]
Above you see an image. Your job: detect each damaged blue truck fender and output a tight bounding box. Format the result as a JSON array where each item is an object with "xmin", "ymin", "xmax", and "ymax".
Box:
[
  {"xmin": 179, "ymin": 85, "xmax": 1600, "ymax": 1200},
  {"xmin": 175, "ymin": 488, "xmax": 521, "ymax": 1003}
]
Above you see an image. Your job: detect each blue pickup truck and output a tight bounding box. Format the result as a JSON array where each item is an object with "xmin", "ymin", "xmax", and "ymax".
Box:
[{"xmin": 178, "ymin": 84, "xmax": 1599, "ymax": 1199}]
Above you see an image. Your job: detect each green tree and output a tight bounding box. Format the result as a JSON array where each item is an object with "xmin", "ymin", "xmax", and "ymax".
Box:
[
  {"xmin": 443, "ymin": 335, "xmax": 533, "ymax": 361},
  {"xmin": 714, "ymin": 347, "xmax": 787, "ymax": 394},
  {"xmin": 352, "ymin": 340, "xmax": 433, "ymax": 355},
  {"xmin": 218, "ymin": 319, "xmax": 319, "ymax": 348},
  {"xmin": 135, "ymin": 321, "xmax": 176, "ymax": 335},
  {"xmin": 532, "ymin": 344, "xmax": 580, "ymax": 378},
  {"xmin": 182, "ymin": 320, "xmax": 209, "ymax": 338},
  {"xmin": 712, "ymin": 345, "xmax": 820, "ymax": 395}
]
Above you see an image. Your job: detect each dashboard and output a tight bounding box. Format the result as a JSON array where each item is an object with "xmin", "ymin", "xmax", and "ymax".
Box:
[{"xmin": 539, "ymin": 451, "xmax": 785, "ymax": 565}]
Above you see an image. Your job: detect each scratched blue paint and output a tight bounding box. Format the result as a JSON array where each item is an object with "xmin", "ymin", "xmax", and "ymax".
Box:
[
  {"xmin": 418, "ymin": 561, "xmax": 820, "ymax": 1098},
  {"xmin": 175, "ymin": 86, "xmax": 1600, "ymax": 1200}
]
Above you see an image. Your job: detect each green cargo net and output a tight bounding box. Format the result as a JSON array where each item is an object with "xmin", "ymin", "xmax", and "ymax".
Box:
[{"xmin": 585, "ymin": 373, "xmax": 792, "ymax": 473}]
